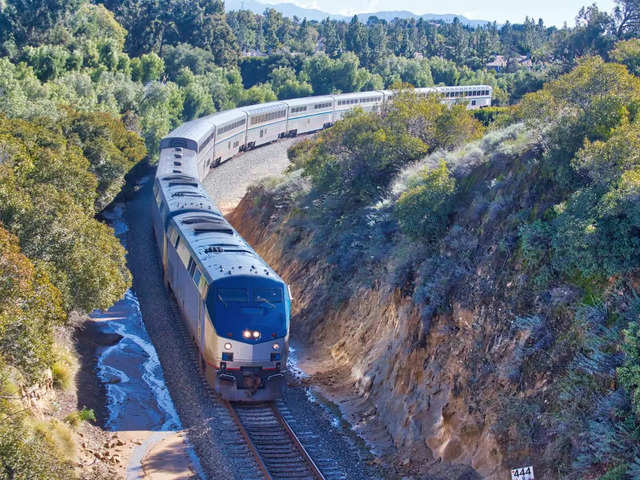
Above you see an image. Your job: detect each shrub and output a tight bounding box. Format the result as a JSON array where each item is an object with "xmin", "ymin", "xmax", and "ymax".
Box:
[
  {"xmin": 51, "ymin": 345, "xmax": 77, "ymax": 391},
  {"xmin": 598, "ymin": 464, "xmax": 629, "ymax": 480},
  {"xmin": 32, "ymin": 419, "xmax": 76, "ymax": 462},
  {"xmin": 0, "ymin": 412, "xmax": 75, "ymax": 480},
  {"xmin": 395, "ymin": 161, "xmax": 456, "ymax": 240},
  {"xmin": 619, "ymin": 318, "xmax": 640, "ymax": 416},
  {"xmin": 65, "ymin": 407, "xmax": 96, "ymax": 428}
]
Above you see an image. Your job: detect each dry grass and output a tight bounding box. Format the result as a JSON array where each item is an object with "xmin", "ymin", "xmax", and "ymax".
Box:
[{"xmin": 51, "ymin": 343, "xmax": 77, "ymax": 391}]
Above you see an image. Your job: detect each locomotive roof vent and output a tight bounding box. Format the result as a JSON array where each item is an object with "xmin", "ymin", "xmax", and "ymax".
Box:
[
  {"xmin": 163, "ymin": 174, "xmax": 195, "ymax": 182},
  {"xmin": 181, "ymin": 215, "xmax": 223, "ymax": 225},
  {"xmin": 172, "ymin": 191, "xmax": 205, "ymax": 198},
  {"xmin": 194, "ymin": 227, "xmax": 234, "ymax": 235},
  {"xmin": 168, "ymin": 181, "xmax": 197, "ymax": 188}
]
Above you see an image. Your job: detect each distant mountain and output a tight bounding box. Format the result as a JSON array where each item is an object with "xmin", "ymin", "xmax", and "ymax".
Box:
[
  {"xmin": 357, "ymin": 11, "xmax": 491, "ymax": 27},
  {"xmin": 224, "ymin": 0, "xmax": 491, "ymax": 27}
]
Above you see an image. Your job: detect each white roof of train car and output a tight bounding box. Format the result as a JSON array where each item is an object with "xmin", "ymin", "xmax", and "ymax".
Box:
[
  {"xmin": 334, "ymin": 91, "xmax": 383, "ymax": 100},
  {"xmin": 166, "ymin": 114, "xmax": 217, "ymax": 144},
  {"xmin": 209, "ymin": 108, "xmax": 247, "ymax": 126},
  {"xmin": 158, "ymin": 176, "xmax": 220, "ymax": 215},
  {"xmin": 283, "ymin": 95, "xmax": 335, "ymax": 107},
  {"xmin": 240, "ymin": 101, "xmax": 288, "ymax": 115}
]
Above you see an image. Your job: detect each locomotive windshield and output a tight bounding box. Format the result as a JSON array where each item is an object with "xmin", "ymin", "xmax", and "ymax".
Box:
[
  {"xmin": 206, "ymin": 276, "xmax": 289, "ymax": 341},
  {"xmin": 218, "ymin": 288, "xmax": 249, "ymax": 302}
]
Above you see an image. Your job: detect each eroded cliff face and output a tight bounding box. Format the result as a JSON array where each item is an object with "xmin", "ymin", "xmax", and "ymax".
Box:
[
  {"xmin": 228, "ymin": 188, "xmax": 518, "ymax": 479},
  {"xmin": 226, "ymin": 128, "xmax": 635, "ymax": 479}
]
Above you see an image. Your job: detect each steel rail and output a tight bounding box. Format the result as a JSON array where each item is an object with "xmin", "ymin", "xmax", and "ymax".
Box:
[
  {"xmin": 269, "ymin": 403, "xmax": 325, "ymax": 480},
  {"xmin": 223, "ymin": 400, "xmax": 273, "ymax": 480},
  {"xmin": 227, "ymin": 401, "xmax": 326, "ymax": 480}
]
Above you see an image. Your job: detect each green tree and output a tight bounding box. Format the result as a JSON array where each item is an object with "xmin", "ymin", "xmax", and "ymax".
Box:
[
  {"xmin": 269, "ymin": 66, "xmax": 313, "ymax": 99},
  {"xmin": 0, "ymin": 0, "xmax": 82, "ymax": 45},
  {"xmin": 0, "ymin": 226, "xmax": 64, "ymax": 382},
  {"xmin": 0, "ymin": 116, "xmax": 131, "ymax": 311},
  {"xmin": 611, "ymin": 38, "xmax": 640, "ymax": 75},
  {"xmin": 60, "ymin": 109, "xmax": 147, "ymax": 209},
  {"xmin": 131, "ymin": 52, "xmax": 165, "ymax": 83}
]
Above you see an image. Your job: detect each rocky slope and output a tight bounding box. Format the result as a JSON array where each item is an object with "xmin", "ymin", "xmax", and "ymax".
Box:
[{"xmin": 227, "ymin": 124, "xmax": 640, "ymax": 479}]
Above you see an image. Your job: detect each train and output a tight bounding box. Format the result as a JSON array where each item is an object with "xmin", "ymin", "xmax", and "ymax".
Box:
[{"xmin": 151, "ymin": 85, "xmax": 492, "ymax": 401}]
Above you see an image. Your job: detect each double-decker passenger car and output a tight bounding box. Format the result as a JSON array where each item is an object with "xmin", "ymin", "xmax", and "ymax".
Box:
[
  {"xmin": 241, "ymin": 102, "xmax": 288, "ymax": 149},
  {"xmin": 284, "ymin": 96, "xmax": 334, "ymax": 136},
  {"xmin": 333, "ymin": 91, "xmax": 385, "ymax": 121}
]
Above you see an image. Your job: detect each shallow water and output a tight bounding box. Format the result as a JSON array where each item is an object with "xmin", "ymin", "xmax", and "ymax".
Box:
[{"xmin": 92, "ymin": 203, "xmax": 181, "ymax": 432}]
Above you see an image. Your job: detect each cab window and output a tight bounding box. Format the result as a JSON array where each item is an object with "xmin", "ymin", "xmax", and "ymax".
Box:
[
  {"xmin": 217, "ymin": 288, "xmax": 248, "ymax": 303},
  {"xmin": 255, "ymin": 288, "xmax": 282, "ymax": 303}
]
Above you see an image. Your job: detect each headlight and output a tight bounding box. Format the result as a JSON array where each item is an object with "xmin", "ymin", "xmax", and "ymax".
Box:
[
  {"xmin": 273, "ymin": 344, "xmax": 280, "ymax": 350},
  {"xmin": 242, "ymin": 330, "xmax": 252, "ymax": 339},
  {"xmin": 224, "ymin": 342, "xmax": 232, "ymax": 350},
  {"xmin": 252, "ymin": 330, "xmax": 260, "ymax": 339}
]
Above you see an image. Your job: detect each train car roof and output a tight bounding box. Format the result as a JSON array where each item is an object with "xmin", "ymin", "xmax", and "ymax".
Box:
[
  {"xmin": 240, "ymin": 101, "xmax": 288, "ymax": 115},
  {"xmin": 209, "ymin": 108, "xmax": 247, "ymax": 125},
  {"xmin": 157, "ymin": 147, "xmax": 199, "ymax": 178},
  {"xmin": 171, "ymin": 211, "xmax": 281, "ymax": 284},
  {"xmin": 157, "ymin": 176, "xmax": 219, "ymax": 215},
  {"xmin": 334, "ymin": 91, "xmax": 383, "ymax": 99},
  {"xmin": 165, "ymin": 114, "xmax": 217, "ymax": 144},
  {"xmin": 283, "ymin": 95, "xmax": 335, "ymax": 107}
]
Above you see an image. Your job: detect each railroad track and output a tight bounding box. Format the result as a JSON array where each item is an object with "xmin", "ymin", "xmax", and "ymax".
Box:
[{"xmin": 225, "ymin": 401, "xmax": 326, "ymax": 480}]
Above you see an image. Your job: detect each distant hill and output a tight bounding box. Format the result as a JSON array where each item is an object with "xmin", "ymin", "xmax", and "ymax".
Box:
[{"xmin": 224, "ymin": 0, "xmax": 491, "ymax": 27}]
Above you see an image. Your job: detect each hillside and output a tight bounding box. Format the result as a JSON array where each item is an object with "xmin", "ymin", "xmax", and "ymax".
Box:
[
  {"xmin": 224, "ymin": 0, "xmax": 491, "ymax": 26},
  {"xmin": 228, "ymin": 59, "xmax": 640, "ymax": 479}
]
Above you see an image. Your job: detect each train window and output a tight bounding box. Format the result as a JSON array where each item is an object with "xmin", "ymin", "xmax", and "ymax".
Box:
[
  {"xmin": 201, "ymin": 130, "xmax": 215, "ymax": 151},
  {"xmin": 168, "ymin": 226, "xmax": 179, "ymax": 247},
  {"xmin": 218, "ymin": 118, "xmax": 246, "ymax": 136},
  {"xmin": 177, "ymin": 240, "xmax": 190, "ymax": 265},
  {"xmin": 198, "ymin": 275, "xmax": 208, "ymax": 297},
  {"xmin": 255, "ymin": 288, "xmax": 282, "ymax": 303},
  {"xmin": 187, "ymin": 258, "xmax": 197, "ymax": 276},
  {"xmin": 217, "ymin": 288, "xmax": 248, "ymax": 303},
  {"xmin": 193, "ymin": 267, "xmax": 201, "ymax": 286},
  {"xmin": 154, "ymin": 186, "xmax": 162, "ymax": 207}
]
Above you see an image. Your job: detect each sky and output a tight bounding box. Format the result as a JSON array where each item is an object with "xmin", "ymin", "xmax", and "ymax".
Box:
[{"xmin": 280, "ymin": 0, "xmax": 618, "ymax": 27}]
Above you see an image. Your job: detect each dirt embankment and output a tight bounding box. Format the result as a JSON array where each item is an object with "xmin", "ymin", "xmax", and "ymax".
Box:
[{"xmin": 229, "ymin": 198, "xmax": 507, "ymax": 479}]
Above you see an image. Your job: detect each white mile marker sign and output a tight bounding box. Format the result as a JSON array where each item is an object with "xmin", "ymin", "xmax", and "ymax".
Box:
[{"xmin": 511, "ymin": 466, "xmax": 534, "ymax": 480}]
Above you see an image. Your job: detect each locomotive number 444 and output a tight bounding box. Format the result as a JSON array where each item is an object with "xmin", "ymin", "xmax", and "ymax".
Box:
[{"xmin": 511, "ymin": 466, "xmax": 534, "ymax": 480}]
